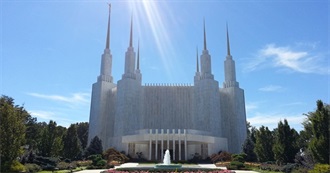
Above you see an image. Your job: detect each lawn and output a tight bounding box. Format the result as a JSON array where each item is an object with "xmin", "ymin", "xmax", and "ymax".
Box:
[{"xmin": 37, "ymin": 167, "xmax": 86, "ymax": 173}]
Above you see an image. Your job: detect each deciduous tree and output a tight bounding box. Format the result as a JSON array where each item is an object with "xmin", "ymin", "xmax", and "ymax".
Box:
[{"xmin": 0, "ymin": 96, "xmax": 28, "ymax": 171}]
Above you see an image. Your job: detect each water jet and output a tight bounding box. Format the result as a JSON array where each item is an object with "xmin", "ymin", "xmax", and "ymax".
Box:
[{"xmin": 154, "ymin": 149, "xmax": 182, "ymax": 169}]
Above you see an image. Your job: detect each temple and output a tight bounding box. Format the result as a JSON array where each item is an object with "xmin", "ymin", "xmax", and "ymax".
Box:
[{"xmin": 88, "ymin": 6, "xmax": 247, "ymax": 160}]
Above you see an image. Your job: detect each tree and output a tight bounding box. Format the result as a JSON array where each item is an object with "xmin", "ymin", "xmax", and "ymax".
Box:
[
  {"xmin": 62, "ymin": 124, "xmax": 82, "ymax": 160},
  {"xmin": 254, "ymin": 126, "xmax": 274, "ymax": 162},
  {"xmin": 242, "ymin": 137, "xmax": 257, "ymax": 162},
  {"xmin": 25, "ymin": 114, "xmax": 41, "ymax": 150},
  {"xmin": 51, "ymin": 137, "xmax": 63, "ymax": 157},
  {"xmin": 273, "ymin": 119, "xmax": 299, "ymax": 165},
  {"xmin": 86, "ymin": 136, "xmax": 103, "ymax": 156},
  {"xmin": 103, "ymin": 148, "xmax": 129, "ymax": 164},
  {"xmin": 76, "ymin": 122, "xmax": 89, "ymax": 150},
  {"xmin": 38, "ymin": 120, "xmax": 57, "ymax": 157},
  {"xmin": 305, "ymin": 100, "xmax": 329, "ymax": 164},
  {"xmin": 243, "ymin": 122, "xmax": 257, "ymax": 162},
  {"xmin": 37, "ymin": 120, "xmax": 66, "ymax": 157},
  {"xmin": 0, "ymin": 96, "xmax": 28, "ymax": 171}
]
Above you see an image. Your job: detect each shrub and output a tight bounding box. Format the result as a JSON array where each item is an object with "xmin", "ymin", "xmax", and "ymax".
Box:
[
  {"xmin": 228, "ymin": 161, "xmax": 245, "ymax": 170},
  {"xmin": 32, "ymin": 156, "xmax": 58, "ymax": 169},
  {"xmin": 25, "ymin": 163, "xmax": 42, "ymax": 173},
  {"xmin": 86, "ymin": 154, "xmax": 107, "ymax": 169},
  {"xmin": 232, "ymin": 153, "xmax": 246, "ymax": 163},
  {"xmin": 210, "ymin": 153, "xmax": 221, "ymax": 163},
  {"xmin": 76, "ymin": 160, "xmax": 93, "ymax": 167},
  {"xmin": 10, "ymin": 160, "xmax": 26, "ymax": 172},
  {"xmin": 309, "ymin": 164, "xmax": 330, "ymax": 173},
  {"xmin": 103, "ymin": 148, "xmax": 129, "ymax": 164},
  {"xmin": 173, "ymin": 160, "xmax": 189, "ymax": 164},
  {"xmin": 219, "ymin": 151, "xmax": 232, "ymax": 162},
  {"xmin": 281, "ymin": 163, "xmax": 297, "ymax": 173},
  {"xmin": 88, "ymin": 154, "xmax": 103, "ymax": 165},
  {"xmin": 57, "ymin": 161, "xmax": 70, "ymax": 170},
  {"xmin": 96, "ymin": 159, "xmax": 107, "ymax": 167},
  {"xmin": 69, "ymin": 161, "xmax": 77, "ymax": 169},
  {"xmin": 292, "ymin": 167, "xmax": 309, "ymax": 173},
  {"xmin": 41, "ymin": 164, "xmax": 56, "ymax": 171}
]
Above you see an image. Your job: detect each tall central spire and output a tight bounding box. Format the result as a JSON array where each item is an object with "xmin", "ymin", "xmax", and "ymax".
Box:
[
  {"xmin": 129, "ymin": 15, "xmax": 133, "ymax": 47},
  {"xmin": 226, "ymin": 23, "xmax": 231, "ymax": 56},
  {"xmin": 105, "ymin": 4, "xmax": 111, "ymax": 49},
  {"xmin": 203, "ymin": 18, "xmax": 207, "ymax": 50},
  {"xmin": 196, "ymin": 47, "xmax": 199, "ymax": 72},
  {"xmin": 137, "ymin": 40, "xmax": 140, "ymax": 70}
]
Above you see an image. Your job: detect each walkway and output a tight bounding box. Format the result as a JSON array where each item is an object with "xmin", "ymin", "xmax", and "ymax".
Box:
[{"xmin": 76, "ymin": 163, "xmax": 260, "ymax": 173}]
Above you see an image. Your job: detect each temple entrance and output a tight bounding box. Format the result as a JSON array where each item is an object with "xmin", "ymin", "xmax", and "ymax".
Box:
[{"xmin": 151, "ymin": 142, "xmax": 186, "ymax": 161}]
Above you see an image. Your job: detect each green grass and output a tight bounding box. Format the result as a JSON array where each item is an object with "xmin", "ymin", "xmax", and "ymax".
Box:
[
  {"xmin": 37, "ymin": 167, "xmax": 86, "ymax": 173},
  {"xmin": 251, "ymin": 167, "xmax": 282, "ymax": 173}
]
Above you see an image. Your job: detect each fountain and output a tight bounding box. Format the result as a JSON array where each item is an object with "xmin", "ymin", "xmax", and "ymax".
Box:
[
  {"xmin": 154, "ymin": 149, "xmax": 182, "ymax": 169},
  {"xmin": 163, "ymin": 149, "xmax": 171, "ymax": 165}
]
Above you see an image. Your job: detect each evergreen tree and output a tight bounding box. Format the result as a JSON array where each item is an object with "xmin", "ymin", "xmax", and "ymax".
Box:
[
  {"xmin": 243, "ymin": 122, "xmax": 257, "ymax": 162},
  {"xmin": 51, "ymin": 137, "xmax": 63, "ymax": 157},
  {"xmin": 76, "ymin": 122, "xmax": 89, "ymax": 150},
  {"xmin": 254, "ymin": 126, "xmax": 274, "ymax": 162},
  {"xmin": 38, "ymin": 120, "xmax": 65, "ymax": 157},
  {"xmin": 306, "ymin": 100, "xmax": 329, "ymax": 164},
  {"xmin": 242, "ymin": 137, "xmax": 257, "ymax": 162},
  {"xmin": 25, "ymin": 114, "xmax": 41, "ymax": 150},
  {"xmin": 250, "ymin": 127, "xmax": 257, "ymax": 144},
  {"xmin": 0, "ymin": 96, "xmax": 28, "ymax": 171},
  {"xmin": 273, "ymin": 119, "xmax": 299, "ymax": 165},
  {"xmin": 86, "ymin": 136, "xmax": 103, "ymax": 156},
  {"xmin": 38, "ymin": 120, "xmax": 58, "ymax": 157},
  {"xmin": 62, "ymin": 124, "xmax": 82, "ymax": 160}
]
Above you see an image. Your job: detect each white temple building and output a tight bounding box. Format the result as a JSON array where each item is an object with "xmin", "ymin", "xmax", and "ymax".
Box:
[{"xmin": 88, "ymin": 6, "xmax": 247, "ymax": 161}]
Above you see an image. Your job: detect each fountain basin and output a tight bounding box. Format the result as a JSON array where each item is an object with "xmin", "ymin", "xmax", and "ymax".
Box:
[{"xmin": 154, "ymin": 164, "xmax": 182, "ymax": 169}]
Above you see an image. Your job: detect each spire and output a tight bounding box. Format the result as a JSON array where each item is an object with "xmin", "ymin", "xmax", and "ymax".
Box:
[
  {"xmin": 105, "ymin": 3, "xmax": 111, "ymax": 49},
  {"xmin": 203, "ymin": 18, "xmax": 207, "ymax": 50},
  {"xmin": 137, "ymin": 40, "xmax": 140, "ymax": 70},
  {"xmin": 129, "ymin": 15, "xmax": 133, "ymax": 47},
  {"xmin": 226, "ymin": 23, "xmax": 231, "ymax": 56},
  {"xmin": 196, "ymin": 47, "xmax": 199, "ymax": 72}
]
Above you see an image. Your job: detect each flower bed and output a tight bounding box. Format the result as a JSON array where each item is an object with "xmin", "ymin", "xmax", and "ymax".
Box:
[{"xmin": 102, "ymin": 168, "xmax": 235, "ymax": 173}]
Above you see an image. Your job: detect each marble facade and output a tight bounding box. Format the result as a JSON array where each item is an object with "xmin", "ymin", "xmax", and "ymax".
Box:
[{"xmin": 88, "ymin": 7, "xmax": 247, "ymax": 160}]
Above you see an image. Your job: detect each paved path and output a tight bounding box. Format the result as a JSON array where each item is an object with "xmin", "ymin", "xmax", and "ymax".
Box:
[
  {"xmin": 76, "ymin": 170, "xmax": 104, "ymax": 173},
  {"xmin": 75, "ymin": 163, "xmax": 260, "ymax": 173}
]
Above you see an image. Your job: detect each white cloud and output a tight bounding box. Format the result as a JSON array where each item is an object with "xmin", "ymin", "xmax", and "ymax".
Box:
[
  {"xmin": 247, "ymin": 112, "xmax": 305, "ymax": 130},
  {"xmin": 280, "ymin": 102, "xmax": 305, "ymax": 107},
  {"xmin": 27, "ymin": 92, "xmax": 90, "ymax": 127},
  {"xmin": 245, "ymin": 43, "xmax": 329, "ymax": 74},
  {"xmin": 259, "ymin": 85, "xmax": 284, "ymax": 92},
  {"xmin": 29, "ymin": 110, "xmax": 79, "ymax": 127},
  {"xmin": 245, "ymin": 102, "xmax": 259, "ymax": 114},
  {"xmin": 28, "ymin": 92, "xmax": 90, "ymax": 106},
  {"xmin": 29, "ymin": 110, "xmax": 56, "ymax": 120}
]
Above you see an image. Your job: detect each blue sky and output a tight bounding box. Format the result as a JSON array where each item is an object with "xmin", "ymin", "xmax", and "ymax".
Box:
[{"xmin": 1, "ymin": 1, "xmax": 329, "ymax": 131}]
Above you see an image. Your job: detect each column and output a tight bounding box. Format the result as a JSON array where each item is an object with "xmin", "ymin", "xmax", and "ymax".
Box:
[
  {"xmin": 167, "ymin": 129, "xmax": 169, "ymax": 150},
  {"xmin": 184, "ymin": 129, "xmax": 187, "ymax": 160},
  {"xmin": 155, "ymin": 129, "xmax": 158, "ymax": 160},
  {"xmin": 178, "ymin": 129, "xmax": 181, "ymax": 160},
  {"xmin": 149, "ymin": 129, "xmax": 152, "ymax": 160},
  {"xmin": 172, "ymin": 129, "xmax": 175, "ymax": 161},
  {"xmin": 161, "ymin": 129, "xmax": 164, "ymax": 160}
]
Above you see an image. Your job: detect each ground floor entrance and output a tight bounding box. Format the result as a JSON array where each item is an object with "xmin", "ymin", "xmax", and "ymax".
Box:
[{"xmin": 123, "ymin": 129, "xmax": 228, "ymax": 161}]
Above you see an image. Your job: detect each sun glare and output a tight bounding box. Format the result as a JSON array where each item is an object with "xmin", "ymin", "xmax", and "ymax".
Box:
[{"xmin": 127, "ymin": 1, "xmax": 179, "ymax": 82}]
